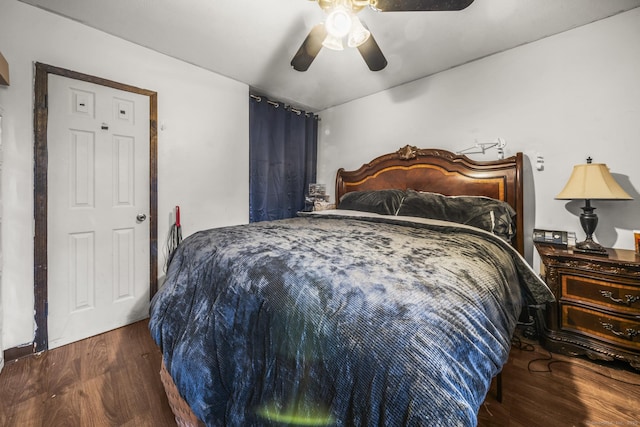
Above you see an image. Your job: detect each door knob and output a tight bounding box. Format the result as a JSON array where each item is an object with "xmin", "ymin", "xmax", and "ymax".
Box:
[{"xmin": 136, "ymin": 213, "xmax": 147, "ymax": 222}]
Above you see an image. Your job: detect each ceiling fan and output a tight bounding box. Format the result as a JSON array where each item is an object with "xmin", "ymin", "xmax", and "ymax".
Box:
[{"xmin": 291, "ymin": 0, "xmax": 474, "ymax": 72}]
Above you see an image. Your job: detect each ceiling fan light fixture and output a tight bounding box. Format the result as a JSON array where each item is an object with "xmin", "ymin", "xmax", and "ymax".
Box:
[
  {"xmin": 325, "ymin": 7, "xmax": 352, "ymax": 38},
  {"xmin": 293, "ymin": 0, "xmax": 475, "ymax": 72},
  {"xmin": 322, "ymin": 34, "xmax": 345, "ymax": 51},
  {"xmin": 347, "ymin": 16, "xmax": 370, "ymax": 47}
]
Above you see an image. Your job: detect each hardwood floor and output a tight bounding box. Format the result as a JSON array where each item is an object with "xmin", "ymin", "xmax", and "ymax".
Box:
[
  {"xmin": 1, "ymin": 321, "xmax": 639, "ymax": 426},
  {"xmin": 0, "ymin": 320, "xmax": 175, "ymax": 426},
  {"xmin": 479, "ymin": 335, "xmax": 640, "ymax": 426}
]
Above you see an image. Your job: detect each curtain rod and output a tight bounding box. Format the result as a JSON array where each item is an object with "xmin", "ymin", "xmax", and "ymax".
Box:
[
  {"xmin": 250, "ymin": 94, "xmax": 318, "ymax": 119},
  {"xmin": 250, "ymin": 94, "xmax": 279, "ymax": 108}
]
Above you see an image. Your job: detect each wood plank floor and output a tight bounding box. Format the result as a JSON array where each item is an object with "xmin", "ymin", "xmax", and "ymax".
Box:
[
  {"xmin": 479, "ymin": 335, "xmax": 640, "ymax": 427},
  {"xmin": 1, "ymin": 320, "xmax": 639, "ymax": 426},
  {"xmin": 0, "ymin": 319, "xmax": 175, "ymax": 426}
]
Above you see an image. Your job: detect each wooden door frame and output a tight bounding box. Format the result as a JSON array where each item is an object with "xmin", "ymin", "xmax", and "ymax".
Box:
[{"xmin": 33, "ymin": 62, "xmax": 158, "ymax": 353}]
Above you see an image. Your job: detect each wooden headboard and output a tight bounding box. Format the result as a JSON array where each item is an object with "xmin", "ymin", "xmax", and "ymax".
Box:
[{"xmin": 335, "ymin": 146, "xmax": 524, "ymax": 255}]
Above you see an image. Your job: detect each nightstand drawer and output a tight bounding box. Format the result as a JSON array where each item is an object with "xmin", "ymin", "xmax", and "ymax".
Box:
[
  {"xmin": 562, "ymin": 274, "xmax": 640, "ymax": 314},
  {"xmin": 536, "ymin": 243, "xmax": 640, "ymax": 368},
  {"xmin": 562, "ymin": 304, "xmax": 640, "ymax": 351}
]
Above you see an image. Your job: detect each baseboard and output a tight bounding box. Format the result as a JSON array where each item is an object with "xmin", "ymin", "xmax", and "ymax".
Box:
[{"xmin": 3, "ymin": 342, "xmax": 36, "ymax": 363}]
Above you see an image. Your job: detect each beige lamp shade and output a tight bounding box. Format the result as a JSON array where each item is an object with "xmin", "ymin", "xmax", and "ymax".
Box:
[{"xmin": 556, "ymin": 163, "xmax": 632, "ymax": 200}]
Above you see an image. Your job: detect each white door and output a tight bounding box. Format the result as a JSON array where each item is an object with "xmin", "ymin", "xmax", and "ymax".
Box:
[{"xmin": 47, "ymin": 74, "xmax": 150, "ymax": 349}]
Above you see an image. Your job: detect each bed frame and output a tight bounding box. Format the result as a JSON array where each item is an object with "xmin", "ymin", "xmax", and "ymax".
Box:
[
  {"xmin": 162, "ymin": 146, "xmax": 522, "ymax": 425},
  {"xmin": 336, "ymin": 145, "xmax": 524, "ymax": 256}
]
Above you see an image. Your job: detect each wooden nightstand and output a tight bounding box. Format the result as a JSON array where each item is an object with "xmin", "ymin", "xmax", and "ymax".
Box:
[{"xmin": 534, "ymin": 243, "xmax": 640, "ymax": 369}]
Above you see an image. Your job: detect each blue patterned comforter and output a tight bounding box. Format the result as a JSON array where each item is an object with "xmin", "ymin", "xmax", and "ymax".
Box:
[{"xmin": 150, "ymin": 211, "xmax": 553, "ymax": 426}]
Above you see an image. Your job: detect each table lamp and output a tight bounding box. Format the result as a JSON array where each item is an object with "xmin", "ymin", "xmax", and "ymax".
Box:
[{"xmin": 555, "ymin": 157, "xmax": 632, "ymax": 255}]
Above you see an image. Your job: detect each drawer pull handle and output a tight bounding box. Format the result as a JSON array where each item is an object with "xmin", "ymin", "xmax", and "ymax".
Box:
[
  {"xmin": 601, "ymin": 322, "xmax": 639, "ymax": 340},
  {"xmin": 599, "ymin": 290, "xmax": 640, "ymax": 306}
]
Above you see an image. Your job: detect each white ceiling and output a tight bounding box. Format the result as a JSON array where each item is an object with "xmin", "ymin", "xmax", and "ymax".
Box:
[{"xmin": 20, "ymin": 0, "xmax": 640, "ymax": 111}]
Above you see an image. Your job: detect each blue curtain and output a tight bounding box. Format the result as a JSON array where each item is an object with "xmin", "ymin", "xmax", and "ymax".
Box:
[{"xmin": 249, "ymin": 96, "xmax": 318, "ymax": 222}]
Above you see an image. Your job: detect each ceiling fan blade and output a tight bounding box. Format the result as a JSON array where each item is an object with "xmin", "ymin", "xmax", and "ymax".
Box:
[
  {"xmin": 372, "ymin": 0, "xmax": 474, "ymax": 12},
  {"xmin": 291, "ymin": 24, "xmax": 327, "ymax": 71},
  {"xmin": 357, "ymin": 33, "xmax": 387, "ymax": 71}
]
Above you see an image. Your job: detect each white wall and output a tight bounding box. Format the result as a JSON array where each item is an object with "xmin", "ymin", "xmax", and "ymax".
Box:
[
  {"xmin": 0, "ymin": 0, "xmax": 249, "ymax": 350},
  {"xmin": 318, "ymin": 8, "xmax": 640, "ymax": 267}
]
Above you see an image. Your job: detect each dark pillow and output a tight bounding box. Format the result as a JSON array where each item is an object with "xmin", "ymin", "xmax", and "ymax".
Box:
[
  {"xmin": 397, "ymin": 190, "xmax": 516, "ymax": 241},
  {"xmin": 338, "ymin": 189, "xmax": 406, "ymax": 215}
]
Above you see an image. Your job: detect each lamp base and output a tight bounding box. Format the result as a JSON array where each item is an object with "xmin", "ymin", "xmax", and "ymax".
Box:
[{"xmin": 573, "ymin": 238, "xmax": 608, "ymax": 256}]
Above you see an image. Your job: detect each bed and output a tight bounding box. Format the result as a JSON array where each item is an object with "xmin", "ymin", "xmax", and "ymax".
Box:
[{"xmin": 149, "ymin": 146, "xmax": 554, "ymax": 427}]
